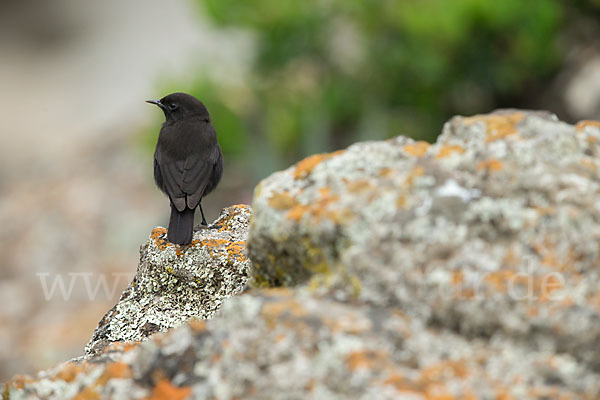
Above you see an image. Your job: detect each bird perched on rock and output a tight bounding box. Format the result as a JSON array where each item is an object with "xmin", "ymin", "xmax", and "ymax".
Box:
[{"xmin": 147, "ymin": 92, "xmax": 223, "ymax": 245}]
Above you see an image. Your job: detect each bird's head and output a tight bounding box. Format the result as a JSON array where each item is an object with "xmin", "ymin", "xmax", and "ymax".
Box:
[{"xmin": 146, "ymin": 92, "xmax": 210, "ymax": 122}]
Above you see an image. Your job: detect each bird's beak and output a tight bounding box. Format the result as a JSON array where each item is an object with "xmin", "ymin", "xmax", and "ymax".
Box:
[{"xmin": 146, "ymin": 99, "xmax": 166, "ymax": 109}]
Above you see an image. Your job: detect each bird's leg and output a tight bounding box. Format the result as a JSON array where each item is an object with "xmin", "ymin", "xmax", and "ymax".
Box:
[
  {"xmin": 199, "ymin": 203, "xmax": 208, "ymax": 226},
  {"xmin": 194, "ymin": 202, "xmax": 222, "ymax": 230}
]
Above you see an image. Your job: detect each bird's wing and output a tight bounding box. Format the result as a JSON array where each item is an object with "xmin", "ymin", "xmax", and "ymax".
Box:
[
  {"xmin": 153, "ymin": 156, "xmax": 164, "ymax": 192},
  {"xmin": 181, "ymin": 153, "xmax": 214, "ymax": 209},
  {"xmin": 157, "ymin": 155, "xmax": 187, "ymax": 212}
]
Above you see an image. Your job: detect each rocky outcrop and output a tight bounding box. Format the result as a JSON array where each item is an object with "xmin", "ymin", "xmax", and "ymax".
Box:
[
  {"xmin": 85, "ymin": 204, "xmax": 252, "ymax": 356},
  {"xmin": 11, "ymin": 288, "xmax": 585, "ymax": 400},
  {"xmin": 5, "ymin": 111, "xmax": 600, "ymax": 399},
  {"xmin": 248, "ymin": 110, "xmax": 600, "ymax": 396}
]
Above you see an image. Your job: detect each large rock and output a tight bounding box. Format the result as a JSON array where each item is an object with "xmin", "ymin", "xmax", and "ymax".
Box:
[
  {"xmin": 85, "ymin": 204, "xmax": 252, "ymax": 356},
  {"xmin": 5, "ymin": 111, "xmax": 600, "ymax": 399},
  {"xmin": 249, "ymin": 110, "xmax": 600, "ymax": 394},
  {"xmin": 9, "ymin": 288, "xmax": 596, "ymax": 400}
]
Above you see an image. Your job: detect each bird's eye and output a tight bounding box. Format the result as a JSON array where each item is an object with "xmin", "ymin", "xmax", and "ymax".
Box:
[{"xmin": 168, "ymin": 103, "xmax": 178, "ymax": 111}]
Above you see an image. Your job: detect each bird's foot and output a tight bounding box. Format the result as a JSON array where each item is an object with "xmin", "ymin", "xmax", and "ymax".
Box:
[{"xmin": 194, "ymin": 224, "xmax": 222, "ymax": 231}]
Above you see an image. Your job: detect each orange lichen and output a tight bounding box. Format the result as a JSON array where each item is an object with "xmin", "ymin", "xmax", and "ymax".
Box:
[
  {"xmin": 226, "ymin": 241, "xmax": 247, "ymax": 263},
  {"xmin": 528, "ymin": 306, "xmax": 539, "ymax": 317},
  {"xmin": 345, "ymin": 350, "xmax": 388, "ymax": 371},
  {"xmin": 323, "ymin": 313, "xmax": 372, "ymax": 335},
  {"xmin": 104, "ymin": 362, "xmax": 131, "ymax": 378},
  {"xmin": 580, "ymin": 159, "xmax": 598, "ymax": 172},
  {"xmin": 286, "ymin": 187, "xmax": 343, "ymax": 222},
  {"xmin": 188, "ymin": 238, "xmax": 248, "ymax": 263},
  {"xmin": 396, "ymin": 195, "xmax": 406, "ymax": 208},
  {"xmin": 106, "ymin": 342, "xmax": 139, "ymax": 354},
  {"xmin": 538, "ymin": 274, "xmax": 565, "ymax": 302},
  {"xmin": 392, "ymin": 166, "xmax": 427, "ymax": 208},
  {"xmin": 455, "ymin": 288, "xmax": 475, "ymax": 299},
  {"xmin": 151, "ymin": 227, "xmax": 170, "ymax": 251},
  {"xmin": 269, "ymin": 191, "xmax": 299, "ymax": 210},
  {"xmin": 502, "ymin": 249, "xmax": 519, "ymax": 268},
  {"xmin": 404, "ymin": 166, "xmax": 425, "ymax": 186},
  {"xmin": 588, "ymin": 293, "xmax": 600, "ymax": 314},
  {"xmin": 151, "ymin": 231, "xmax": 249, "ymax": 262},
  {"xmin": 436, "ymin": 145, "xmax": 465, "ymax": 159},
  {"xmin": 424, "ymin": 388, "xmax": 459, "ymax": 400},
  {"xmin": 414, "ymin": 360, "xmax": 478, "ymax": 400},
  {"xmin": 274, "ymin": 334, "xmax": 287, "ymax": 343},
  {"xmin": 560, "ymin": 296, "xmax": 575, "ymax": 308},
  {"xmin": 382, "ymin": 374, "xmax": 423, "ymax": 394},
  {"xmin": 211, "ymin": 352, "xmax": 222, "ymax": 364},
  {"xmin": 261, "ymin": 298, "xmax": 308, "ymax": 319},
  {"xmin": 460, "ymin": 391, "xmax": 480, "ymax": 400},
  {"xmin": 261, "ymin": 287, "xmax": 294, "ymax": 297},
  {"xmin": 484, "ymin": 271, "xmax": 518, "ymax": 292},
  {"xmin": 379, "ymin": 167, "xmax": 394, "ymax": 177},
  {"xmin": 477, "ymin": 159, "xmax": 503, "ymax": 172},
  {"xmin": 346, "ymin": 179, "xmax": 374, "ymax": 194},
  {"xmin": 485, "ymin": 250, "xmax": 567, "ymax": 300},
  {"xmin": 530, "ymin": 206, "xmax": 555, "ymax": 217},
  {"xmin": 175, "ymin": 245, "xmax": 191, "ymax": 258},
  {"xmin": 294, "ymin": 150, "xmax": 345, "ymax": 180},
  {"xmin": 496, "ymin": 387, "xmax": 517, "ymax": 400},
  {"xmin": 260, "ymin": 298, "xmax": 311, "ymax": 331},
  {"xmin": 241, "ymin": 387, "xmax": 258, "ymax": 398},
  {"xmin": 403, "ymin": 141, "xmax": 430, "ymax": 157},
  {"xmin": 452, "ymin": 271, "xmax": 464, "ymax": 285},
  {"xmin": 463, "ymin": 113, "xmax": 524, "ymax": 143},
  {"xmin": 146, "ymin": 379, "xmax": 192, "ymax": 400},
  {"xmin": 72, "ymin": 387, "xmax": 101, "ymax": 400},
  {"xmin": 5, "ymin": 375, "xmax": 34, "ymax": 390},
  {"xmin": 95, "ymin": 362, "xmax": 132, "ymax": 386},
  {"xmin": 420, "ymin": 360, "xmax": 469, "ymax": 384},
  {"xmin": 199, "ymin": 238, "xmax": 229, "ymax": 248},
  {"xmin": 188, "ymin": 319, "xmax": 207, "ymax": 332},
  {"xmin": 217, "ymin": 205, "xmax": 251, "ymax": 232},
  {"xmin": 54, "ymin": 363, "xmax": 87, "ymax": 383},
  {"xmin": 531, "ymin": 241, "xmax": 576, "ymax": 273},
  {"xmin": 575, "ymin": 120, "xmax": 600, "ymax": 132}
]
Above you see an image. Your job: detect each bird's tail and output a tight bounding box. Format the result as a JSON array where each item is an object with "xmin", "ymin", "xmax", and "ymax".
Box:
[{"xmin": 167, "ymin": 205, "xmax": 195, "ymax": 245}]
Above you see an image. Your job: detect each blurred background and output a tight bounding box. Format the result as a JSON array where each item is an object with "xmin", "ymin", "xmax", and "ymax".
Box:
[{"xmin": 1, "ymin": 0, "xmax": 599, "ymax": 381}]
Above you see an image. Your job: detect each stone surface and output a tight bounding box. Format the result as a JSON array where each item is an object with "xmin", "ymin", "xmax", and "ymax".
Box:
[
  {"xmin": 5, "ymin": 289, "xmax": 598, "ymax": 399},
  {"xmin": 84, "ymin": 204, "xmax": 252, "ymax": 356},
  {"xmin": 248, "ymin": 110, "xmax": 600, "ymax": 396},
  {"xmin": 5, "ymin": 111, "xmax": 600, "ymax": 399}
]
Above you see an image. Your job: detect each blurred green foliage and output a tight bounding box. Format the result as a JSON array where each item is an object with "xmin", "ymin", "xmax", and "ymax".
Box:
[{"xmin": 152, "ymin": 0, "xmax": 576, "ymax": 178}]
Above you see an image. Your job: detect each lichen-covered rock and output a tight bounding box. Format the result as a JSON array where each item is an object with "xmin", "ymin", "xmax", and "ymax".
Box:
[
  {"xmin": 6, "ymin": 112, "xmax": 600, "ymax": 399},
  {"xmin": 84, "ymin": 204, "xmax": 252, "ymax": 356},
  {"xmin": 5, "ymin": 289, "xmax": 598, "ymax": 399},
  {"xmin": 249, "ymin": 111, "xmax": 600, "ymax": 395}
]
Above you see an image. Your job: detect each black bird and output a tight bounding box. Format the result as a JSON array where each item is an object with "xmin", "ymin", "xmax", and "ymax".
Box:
[{"xmin": 147, "ymin": 92, "xmax": 223, "ymax": 245}]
